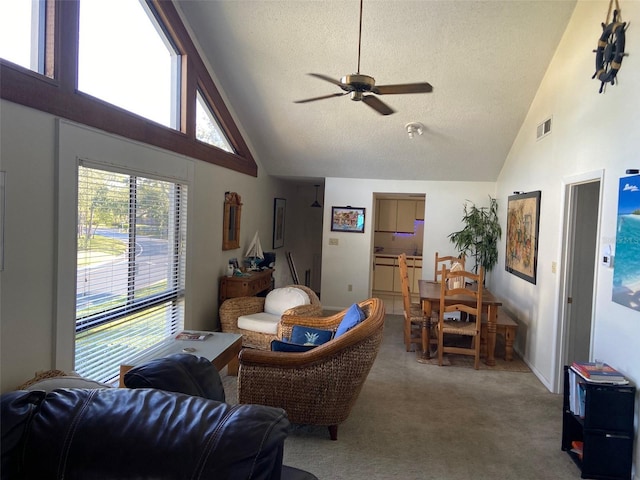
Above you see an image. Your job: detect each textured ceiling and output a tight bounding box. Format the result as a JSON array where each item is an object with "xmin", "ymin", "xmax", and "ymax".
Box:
[{"xmin": 176, "ymin": 0, "xmax": 576, "ymax": 182}]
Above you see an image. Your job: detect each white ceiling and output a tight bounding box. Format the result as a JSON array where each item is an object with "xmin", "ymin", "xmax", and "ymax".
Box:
[{"xmin": 176, "ymin": 0, "xmax": 576, "ymax": 183}]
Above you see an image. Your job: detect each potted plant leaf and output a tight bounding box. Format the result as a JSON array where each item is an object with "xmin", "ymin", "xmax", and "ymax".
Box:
[{"xmin": 448, "ymin": 196, "xmax": 501, "ymax": 277}]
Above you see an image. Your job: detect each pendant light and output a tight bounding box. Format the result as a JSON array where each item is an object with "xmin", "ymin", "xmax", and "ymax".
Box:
[{"xmin": 311, "ymin": 184, "xmax": 322, "ymax": 208}]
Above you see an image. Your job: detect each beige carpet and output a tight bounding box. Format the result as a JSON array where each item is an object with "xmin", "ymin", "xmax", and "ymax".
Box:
[
  {"xmin": 221, "ymin": 314, "xmax": 578, "ymax": 480},
  {"xmin": 415, "ymin": 335, "xmax": 531, "ymax": 372}
]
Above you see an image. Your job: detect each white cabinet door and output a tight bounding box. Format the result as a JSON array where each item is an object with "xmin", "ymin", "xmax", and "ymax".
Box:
[
  {"xmin": 373, "ymin": 256, "xmax": 395, "ymax": 291},
  {"xmin": 396, "ymin": 200, "xmax": 416, "ymax": 232},
  {"xmin": 393, "ymin": 265, "xmax": 402, "ymax": 293},
  {"xmin": 377, "ymin": 199, "xmax": 397, "ymax": 231},
  {"xmin": 412, "ymin": 261, "xmax": 423, "ymax": 294},
  {"xmin": 415, "ymin": 200, "xmax": 425, "ymax": 221}
]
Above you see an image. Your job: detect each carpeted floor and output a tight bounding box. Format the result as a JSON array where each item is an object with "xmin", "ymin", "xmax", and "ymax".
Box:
[
  {"xmin": 222, "ymin": 314, "xmax": 579, "ymax": 480},
  {"xmin": 415, "ymin": 334, "xmax": 531, "ymax": 372}
]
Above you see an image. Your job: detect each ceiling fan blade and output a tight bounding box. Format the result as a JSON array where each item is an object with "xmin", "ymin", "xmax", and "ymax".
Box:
[
  {"xmin": 372, "ymin": 82, "xmax": 433, "ymax": 95},
  {"xmin": 362, "ymin": 95, "xmax": 395, "ymax": 115},
  {"xmin": 294, "ymin": 92, "xmax": 347, "ymax": 104},
  {"xmin": 308, "ymin": 73, "xmax": 350, "ymax": 91}
]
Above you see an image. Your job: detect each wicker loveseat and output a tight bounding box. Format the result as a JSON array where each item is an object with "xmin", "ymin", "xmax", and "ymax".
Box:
[
  {"xmin": 237, "ymin": 297, "xmax": 385, "ymax": 440},
  {"xmin": 219, "ymin": 284, "xmax": 322, "ymax": 350}
]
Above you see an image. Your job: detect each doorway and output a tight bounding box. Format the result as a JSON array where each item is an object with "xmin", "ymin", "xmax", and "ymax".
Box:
[
  {"xmin": 371, "ymin": 193, "xmax": 426, "ymax": 314},
  {"xmin": 557, "ymin": 174, "xmax": 602, "ymax": 391}
]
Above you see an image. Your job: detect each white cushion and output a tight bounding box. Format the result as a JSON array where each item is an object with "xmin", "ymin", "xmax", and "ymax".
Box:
[
  {"xmin": 263, "ymin": 287, "xmax": 310, "ymax": 316},
  {"xmin": 238, "ymin": 312, "xmax": 281, "ymax": 334}
]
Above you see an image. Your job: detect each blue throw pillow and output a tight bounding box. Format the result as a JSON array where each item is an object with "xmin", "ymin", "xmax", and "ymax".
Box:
[
  {"xmin": 290, "ymin": 326, "xmax": 333, "ymax": 346},
  {"xmin": 271, "ymin": 340, "xmax": 316, "ymax": 352},
  {"xmin": 335, "ymin": 303, "xmax": 366, "ymax": 338}
]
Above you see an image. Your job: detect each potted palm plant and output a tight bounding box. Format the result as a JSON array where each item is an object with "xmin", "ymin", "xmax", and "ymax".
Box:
[{"xmin": 448, "ymin": 196, "xmax": 501, "ymax": 276}]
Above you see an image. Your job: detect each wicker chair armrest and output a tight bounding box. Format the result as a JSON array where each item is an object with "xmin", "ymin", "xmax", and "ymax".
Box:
[
  {"xmin": 243, "ymin": 309, "xmax": 382, "ymax": 369},
  {"xmin": 283, "ymin": 304, "xmax": 323, "ymax": 318},
  {"xmin": 238, "ymin": 298, "xmax": 385, "ymax": 428},
  {"xmin": 219, "ymin": 296, "xmax": 266, "ymax": 332},
  {"xmin": 239, "ymin": 329, "xmax": 351, "ymax": 369},
  {"xmin": 278, "ymin": 311, "xmax": 342, "ymax": 340}
]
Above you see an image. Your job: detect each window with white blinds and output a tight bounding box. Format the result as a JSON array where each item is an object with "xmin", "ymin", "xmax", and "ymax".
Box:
[{"xmin": 75, "ymin": 164, "xmax": 187, "ymax": 383}]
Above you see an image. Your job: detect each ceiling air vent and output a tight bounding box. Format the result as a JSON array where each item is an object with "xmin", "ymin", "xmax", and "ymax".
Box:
[{"xmin": 536, "ymin": 117, "xmax": 552, "ymax": 140}]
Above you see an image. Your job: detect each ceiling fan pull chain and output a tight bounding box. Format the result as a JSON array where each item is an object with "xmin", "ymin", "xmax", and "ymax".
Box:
[{"xmin": 357, "ymin": 0, "xmax": 364, "ymax": 74}]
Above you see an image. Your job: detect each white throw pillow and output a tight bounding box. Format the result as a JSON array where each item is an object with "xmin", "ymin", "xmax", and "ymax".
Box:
[
  {"xmin": 264, "ymin": 287, "xmax": 310, "ymax": 316},
  {"xmin": 448, "ymin": 261, "xmax": 465, "ymax": 290}
]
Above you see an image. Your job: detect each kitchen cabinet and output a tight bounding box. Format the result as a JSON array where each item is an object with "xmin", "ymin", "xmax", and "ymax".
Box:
[
  {"xmin": 373, "ymin": 255, "xmax": 421, "ymax": 293},
  {"xmin": 375, "ymin": 199, "xmax": 418, "ymax": 233},
  {"xmin": 377, "ymin": 200, "xmax": 397, "ymax": 232},
  {"xmin": 373, "ymin": 256, "xmax": 395, "ymax": 291},
  {"xmin": 415, "ymin": 200, "xmax": 425, "ymax": 220},
  {"xmin": 396, "ymin": 200, "xmax": 416, "ymax": 233},
  {"xmin": 412, "ymin": 258, "xmax": 422, "ymax": 293}
]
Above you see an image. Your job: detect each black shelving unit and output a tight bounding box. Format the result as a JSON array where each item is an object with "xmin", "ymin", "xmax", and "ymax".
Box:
[{"xmin": 562, "ymin": 365, "xmax": 635, "ymax": 479}]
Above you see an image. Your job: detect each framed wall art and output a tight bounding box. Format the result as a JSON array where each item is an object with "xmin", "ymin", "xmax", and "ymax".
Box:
[
  {"xmin": 505, "ymin": 191, "xmax": 541, "ymax": 284},
  {"xmin": 612, "ymin": 174, "xmax": 640, "ymax": 311},
  {"xmin": 331, "ymin": 206, "xmax": 365, "ymax": 233},
  {"xmin": 273, "ymin": 198, "xmax": 286, "ymax": 249}
]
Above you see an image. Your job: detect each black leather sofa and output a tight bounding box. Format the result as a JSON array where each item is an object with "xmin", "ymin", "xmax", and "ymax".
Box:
[{"xmin": 2, "ymin": 354, "xmax": 317, "ymax": 480}]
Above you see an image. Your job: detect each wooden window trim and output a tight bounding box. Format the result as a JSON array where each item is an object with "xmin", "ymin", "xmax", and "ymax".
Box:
[{"xmin": 0, "ymin": 0, "xmax": 257, "ymax": 177}]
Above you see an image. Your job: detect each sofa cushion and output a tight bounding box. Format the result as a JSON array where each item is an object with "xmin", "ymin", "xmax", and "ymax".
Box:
[
  {"xmin": 24, "ymin": 375, "xmax": 112, "ymax": 392},
  {"xmin": 237, "ymin": 312, "xmax": 281, "ymax": 334},
  {"xmin": 270, "ymin": 340, "xmax": 316, "ymax": 353},
  {"xmin": 335, "ymin": 303, "xmax": 366, "ymax": 338},
  {"xmin": 4, "ymin": 388, "xmax": 290, "ymax": 480},
  {"xmin": 290, "ymin": 326, "xmax": 333, "ymax": 346},
  {"xmin": 264, "ymin": 287, "xmax": 310, "ymax": 316},
  {"xmin": 123, "ymin": 353, "xmax": 225, "ymax": 402}
]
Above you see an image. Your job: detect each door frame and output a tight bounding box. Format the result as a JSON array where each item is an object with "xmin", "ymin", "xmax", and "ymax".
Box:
[{"xmin": 553, "ymin": 170, "xmax": 604, "ymax": 393}]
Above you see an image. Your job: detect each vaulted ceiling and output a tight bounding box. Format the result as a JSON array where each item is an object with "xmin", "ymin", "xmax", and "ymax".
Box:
[{"xmin": 176, "ymin": 0, "xmax": 577, "ymax": 182}]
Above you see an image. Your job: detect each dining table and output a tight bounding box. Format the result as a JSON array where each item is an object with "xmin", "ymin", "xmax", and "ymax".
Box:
[{"xmin": 418, "ymin": 279, "xmax": 503, "ymax": 366}]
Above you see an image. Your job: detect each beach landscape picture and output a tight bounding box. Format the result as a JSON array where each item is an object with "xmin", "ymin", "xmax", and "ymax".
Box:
[{"xmin": 613, "ymin": 175, "xmax": 640, "ymax": 311}]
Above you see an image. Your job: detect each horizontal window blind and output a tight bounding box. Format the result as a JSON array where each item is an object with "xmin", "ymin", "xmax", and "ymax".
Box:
[{"xmin": 75, "ymin": 164, "xmax": 187, "ymax": 383}]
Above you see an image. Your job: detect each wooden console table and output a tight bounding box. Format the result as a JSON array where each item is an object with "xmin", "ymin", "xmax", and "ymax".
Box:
[{"xmin": 219, "ymin": 269, "xmax": 273, "ymax": 302}]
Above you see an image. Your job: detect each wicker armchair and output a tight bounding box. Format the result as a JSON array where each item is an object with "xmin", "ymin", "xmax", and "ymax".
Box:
[
  {"xmin": 238, "ymin": 298, "xmax": 385, "ymax": 441},
  {"xmin": 219, "ymin": 285, "xmax": 322, "ymax": 350}
]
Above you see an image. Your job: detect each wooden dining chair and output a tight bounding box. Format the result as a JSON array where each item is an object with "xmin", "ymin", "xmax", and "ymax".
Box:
[
  {"xmin": 434, "ymin": 252, "xmax": 466, "ymax": 320},
  {"xmin": 434, "ymin": 252, "xmax": 465, "ymax": 282},
  {"xmin": 398, "ymin": 253, "xmax": 423, "ymax": 352},
  {"xmin": 437, "ymin": 265, "xmax": 484, "ymax": 369}
]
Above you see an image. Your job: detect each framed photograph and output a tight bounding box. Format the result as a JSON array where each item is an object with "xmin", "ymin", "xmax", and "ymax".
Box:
[
  {"xmin": 505, "ymin": 191, "xmax": 541, "ymax": 284},
  {"xmin": 273, "ymin": 198, "xmax": 286, "ymax": 249},
  {"xmin": 331, "ymin": 206, "xmax": 366, "ymax": 233}
]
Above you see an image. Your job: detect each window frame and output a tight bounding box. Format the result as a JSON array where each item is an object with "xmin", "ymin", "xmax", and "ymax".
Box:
[
  {"xmin": 0, "ymin": 0, "xmax": 257, "ymax": 177},
  {"xmin": 56, "ymin": 119, "xmax": 195, "ymax": 374},
  {"xmin": 74, "ymin": 162, "xmax": 188, "ymax": 383}
]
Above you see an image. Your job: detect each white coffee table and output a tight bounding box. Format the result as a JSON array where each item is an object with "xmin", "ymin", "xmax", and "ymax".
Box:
[{"xmin": 118, "ymin": 331, "xmax": 242, "ymax": 387}]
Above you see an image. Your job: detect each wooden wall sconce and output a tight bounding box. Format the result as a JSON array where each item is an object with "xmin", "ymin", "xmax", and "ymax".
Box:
[{"xmin": 223, "ymin": 192, "xmax": 242, "ymax": 250}]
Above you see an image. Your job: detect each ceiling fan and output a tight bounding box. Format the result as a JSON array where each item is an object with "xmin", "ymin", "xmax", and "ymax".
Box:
[{"xmin": 294, "ymin": 0, "xmax": 433, "ymax": 115}]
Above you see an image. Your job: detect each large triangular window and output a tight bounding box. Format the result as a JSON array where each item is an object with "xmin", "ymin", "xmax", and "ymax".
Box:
[{"xmin": 196, "ymin": 89, "xmax": 235, "ymax": 153}]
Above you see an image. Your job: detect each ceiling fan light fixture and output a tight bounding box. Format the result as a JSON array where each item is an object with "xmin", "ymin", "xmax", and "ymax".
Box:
[
  {"xmin": 406, "ymin": 122, "xmax": 424, "ymax": 139},
  {"xmin": 311, "ymin": 184, "xmax": 322, "ymax": 208}
]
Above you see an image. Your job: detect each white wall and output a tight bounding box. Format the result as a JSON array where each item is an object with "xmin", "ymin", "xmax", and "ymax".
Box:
[
  {"xmin": 0, "ymin": 100, "xmax": 302, "ymax": 391},
  {"xmin": 493, "ymin": 0, "xmax": 640, "ymax": 475},
  {"xmin": 320, "ymin": 178, "xmax": 495, "ymax": 310}
]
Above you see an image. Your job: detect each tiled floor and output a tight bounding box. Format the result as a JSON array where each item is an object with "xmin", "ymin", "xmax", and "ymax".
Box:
[{"xmin": 373, "ymin": 292, "xmax": 420, "ymax": 315}]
